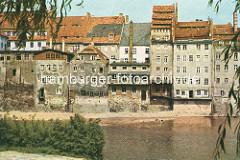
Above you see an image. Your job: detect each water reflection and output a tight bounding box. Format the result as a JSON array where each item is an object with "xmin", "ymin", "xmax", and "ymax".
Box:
[{"xmin": 103, "ymin": 117, "xmax": 237, "ymax": 160}]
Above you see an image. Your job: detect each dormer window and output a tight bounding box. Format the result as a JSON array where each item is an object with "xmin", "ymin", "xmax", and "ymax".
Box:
[{"xmin": 108, "ymin": 33, "xmax": 114, "ymax": 40}]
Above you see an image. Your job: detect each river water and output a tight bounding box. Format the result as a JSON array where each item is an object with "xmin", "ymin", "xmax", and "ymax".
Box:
[{"xmin": 102, "ymin": 117, "xmax": 239, "ymax": 160}]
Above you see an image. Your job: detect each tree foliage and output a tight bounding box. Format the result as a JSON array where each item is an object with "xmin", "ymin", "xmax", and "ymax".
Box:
[
  {"xmin": 209, "ymin": 0, "xmax": 240, "ymax": 159},
  {"xmin": 0, "ymin": 114, "xmax": 105, "ymax": 160},
  {"xmin": 0, "ymin": 0, "xmax": 83, "ymax": 46}
]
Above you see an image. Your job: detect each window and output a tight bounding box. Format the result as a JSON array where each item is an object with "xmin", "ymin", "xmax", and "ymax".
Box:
[
  {"xmin": 177, "ymin": 67, "xmax": 180, "ymax": 73},
  {"xmin": 0, "ymin": 56, "xmax": 4, "ymax": 61},
  {"xmin": 197, "ymin": 90, "xmax": 201, "ymax": 95},
  {"xmin": 122, "ymin": 86, "xmax": 126, "ymax": 93},
  {"xmin": 46, "ymin": 65, "xmax": 51, "ymax": 71},
  {"xmin": 142, "ymin": 66, "xmax": 147, "ymax": 70},
  {"xmin": 177, "ymin": 55, "xmax": 180, "ymax": 61},
  {"xmin": 99, "ymin": 67, "xmax": 103, "ymax": 73},
  {"xmin": 164, "ymin": 56, "xmax": 168, "ymax": 63},
  {"xmin": 92, "ymin": 67, "xmax": 96, "ymax": 73},
  {"xmin": 90, "ymin": 91, "xmax": 94, "ymax": 97},
  {"xmin": 40, "ymin": 65, "xmax": 44, "ymax": 71},
  {"xmin": 56, "ymin": 88, "xmax": 62, "ymax": 95},
  {"xmin": 133, "ymin": 58, "xmax": 137, "ymax": 63},
  {"xmin": 204, "ymin": 90, "xmax": 208, "ymax": 96},
  {"xmin": 59, "ymin": 65, "xmax": 63, "ymax": 71},
  {"xmin": 123, "ymin": 67, "xmax": 127, "ymax": 70},
  {"xmin": 53, "ymin": 64, "xmax": 57, "ymax": 71},
  {"xmin": 112, "ymin": 74, "xmax": 117, "ymax": 80},
  {"xmin": 216, "ymin": 53, "xmax": 221, "ymax": 60},
  {"xmin": 216, "ymin": 78, "xmax": 220, "ymax": 84},
  {"xmin": 182, "ymin": 78, "xmax": 187, "ymax": 84},
  {"xmin": 133, "ymin": 48, "xmax": 137, "ymax": 54},
  {"xmin": 183, "ymin": 45, "xmax": 187, "ymax": 50},
  {"xmin": 112, "ymin": 66, "xmax": 117, "ymax": 70},
  {"xmin": 196, "ymin": 55, "xmax": 200, "ymax": 61},
  {"xmin": 110, "ymin": 55, "xmax": 115, "ymax": 59},
  {"xmin": 56, "ymin": 53, "xmax": 60, "ymax": 59},
  {"xmin": 183, "ymin": 67, "xmax": 186, "ymax": 73},
  {"xmin": 182, "ymin": 91, "xmax": 185, "ymax": 95},
  {"xmin": 216, "ymin": 65, "xmax": 220, "ymax": 72},
  {"xmin": 234, "ymin": 65, "xmax": 238, "ymax": 72},
  {"xmin": 196, "ymin": 78, "xmax": 200, "ymax": 85},
  {"xmin": 221, "ymin": 90, "xmax": 225, "ymax": 96},
  {"xmin": 204, "ymin": 78, "xmax": 209, "ymax": 85},
  {"xmin": 132, "ymin": 87, "xmax": 136, "ymax": 94},
  {"xmin": 24, "ymin": 54, "xmax": 29, "ymax": 60},
  {"xmin": 16, "ymin": 54, "xmax": 21, "ymax": 60},
  {"xmin": 125, "ymin": 48, "xmax": 129, "ymax": 54},
  {"xmin": 146, "ymin": 48, "xmax": 150, "ymax": 54},
  {"xmin": 156, "ymin": 56, "xmax": 161, "ymax": 62},
  {"xmin": 46, "ymin": 53, "xmax": 50, "ymax": 59},
  {"xmin": 112, "ymin": 86, "xmax": 116, "ymax": 93},
  {"xmin": 189, "ymin": 55, "xmax": 193, "ymax": 61},
  {"xmin": 177, "ymin": 45, "xmax": 181, "ymax": 50},
  {"xmin": 197, "ymin": 44, "xmax": 201, "ymax": 50},
  {"xmin": 224, "ymin": 78, "xmax": 228, "ymax": 83},
  {"xmin": 91, "ymin": 55, "xmax": 96, "ymax": 61},
  {"xmin": 51, "ymin": 53, "xmax": 55, "ymax": 59},
  {"xmin": 176, "ymin": 90, "xmax": 180, "ymax": 95},
  {"xmin": 176, "ymin": 78, "xmax": 181, "ymax": 84},
  {"xmin": 38, "ymin": 42, "xmax": 41, "ymax": 48},
  {"xmin": 7, "ymin": 56, "xmax": 11, "ymax": 60},
  {"xmin": 197, "ymin": 67, "xmax": 200, "ymax": 73},
  {"xmin": 156, "ymin": 67, "xmax": 160, "ymax": 71},
  {"xmin": 12, "ymin": 69, "xmax": 16, "ymax": 76},
  {"xmin": 234, "ymin": 53, "xmax": 238, "ymax": 61},
  {"xmin": 124, "ymin": 58, "xmax": 129, "ymax": 63},
  {"xmin": 145, "ymin": 58, "xmax": 149, "ymax": 63},
  {"xmin": 30, "ymin": 42, "xmax": 34, "ymax": 48},
  {"xmin": 80, "ymin": 66, "xmax": 84, "ymax": 72},
  {"xmin": 132, "ymin": 66, "xmax": 137, "ymax": 70},
  {"xmin": 205, "ymin": 55, "xmax": 209, "ymax": 62},
  {"xmin": 225, "ymin": 65, "xmax": 228, "ymax": 72},
  {"xmin": 183, "ymin": 55, "xmax": 187, "ymax": 61},
  {"xmin": 99, "ymin": 91, "xmax": 104, "ymax": 97},
  {"xmin": 81, "ymin": 90, "xmax": 86, "ymax": 96},
  {"xmin": 164, "ymin": 67, "xmax": 168, "ymax": 72},
  {"xmin": 205, "ymin": 44, "xmax": 209, "ymax": 50},
  {"xmin": 109, "ymin": 34, "xmax": 114, "ymax": 40},
  {"xmin": 205, "ymin": 67, "xmax": 208, "ymax": 73},
  {"xmin": 73, "ymin": 65, "xmax": 78, "ymax": 71}
]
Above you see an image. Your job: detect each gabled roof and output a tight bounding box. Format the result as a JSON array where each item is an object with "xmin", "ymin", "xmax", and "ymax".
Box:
[
  {"xmin": 212, "ymin": 24, "xmax": 240, "ymax": 41},
  {"xmin": 34, "ymin": 49, "xmax": 74, "ymax": 61},
  {"xmin": 120, "ymin": 23, "xmax": 151, "ymax": 46},
  {"xmin": 49, "ymin": 15, "xmax": 124, "ymax": 44},
  {"xmin": 78, "ymin": 45, "xmax": 109, "ymax": 63},
  {"xmin": 175, "ymin": 21, "xmax": 210, "ymax": 40}
]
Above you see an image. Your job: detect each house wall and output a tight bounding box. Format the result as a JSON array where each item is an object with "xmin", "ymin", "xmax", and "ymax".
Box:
[
  {"xmin": 0, "ymin": 36, "xmax": 7, "ymax": 51},
  {"xmin": 119, "ymin": 46, "xmax": 150, "ymax": 63}
]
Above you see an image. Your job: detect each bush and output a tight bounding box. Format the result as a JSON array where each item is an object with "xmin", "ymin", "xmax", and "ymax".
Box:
[{"xmin": 0, "ymin": 114, "xmax": 105, "ymax": 160}]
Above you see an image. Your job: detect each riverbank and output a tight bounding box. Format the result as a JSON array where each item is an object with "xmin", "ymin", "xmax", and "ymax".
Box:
[
  {"xmin": 0, "ymin": 110, "xmax": 217, "ymax": 126},
  {"xmin": 0, "ymin": 151, "xmax": 85, "ymax": 160}
]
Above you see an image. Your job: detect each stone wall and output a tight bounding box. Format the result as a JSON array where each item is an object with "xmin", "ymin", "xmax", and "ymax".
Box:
[
  {"xmin": 174, "ymin": 100, "xmax": 212, "ymax": 116},
  {"xmin": 0, "ymin": 84, "xmax": 34, "ymax": 111}
]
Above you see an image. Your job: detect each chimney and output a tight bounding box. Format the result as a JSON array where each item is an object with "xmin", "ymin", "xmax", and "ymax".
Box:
[
  {"xmin": 233, "ymin": 12, "xmax": 238, "ymax": 32},
  {"xmin": 62, "ymin": 39, "xmax": 65, "ymax": 52},
  {"xmin": 175, "ymin": 3, "xmax": 178, "ymax": 24},
  {"xmin": 119, "ymin": 13, "xmax": 123, "ymax": 17},
  {"xmin": 129, "ymin": 21, "xmax": 133, "ymax": 63},
  {"xmin": 208, "ymin": 18, "xmax": 213, "ymax": 37},
  {"xmin": 50, "ymin": 38, "xmax": 53, "ymax": 49},
  {"xmin": 125, "ymin": 15, "xmax": 129, "ymax": 24},
  {"xmin": 87, "ymin": 12, "xmax": 91, "ymax": 17}
]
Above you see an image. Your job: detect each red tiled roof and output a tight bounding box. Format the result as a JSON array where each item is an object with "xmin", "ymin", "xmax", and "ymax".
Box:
[
  {"xmin": 49, "ymin": 15, "xmax": 124, "ymax": 44},
  {"xmin": 175, "ymin": 21, "xmax": 210, "ymax": 40},
  {"xmin": 153, "ymin": 5, "xmax": 175, "ymax": 12},
  {"xmin": 213, "ymin": 24, "xmax": 239, "ymax": 41}
]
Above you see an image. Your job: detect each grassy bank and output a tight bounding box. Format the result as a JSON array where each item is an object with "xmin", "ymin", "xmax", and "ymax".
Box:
[{"xmin": 0, "ymin": 114, "xmax": 105, "ymax": 160}]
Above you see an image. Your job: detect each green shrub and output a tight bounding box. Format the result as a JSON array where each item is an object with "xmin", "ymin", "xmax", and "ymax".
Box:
[{"xmin": 0, "ymin": 114, "xmax": 105, "ymax": 160}]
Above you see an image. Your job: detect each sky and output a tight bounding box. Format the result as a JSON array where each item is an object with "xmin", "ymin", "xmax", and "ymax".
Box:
[{"xmin": 66, "ymin": 0, "xmax": 237, "ymax": 25}]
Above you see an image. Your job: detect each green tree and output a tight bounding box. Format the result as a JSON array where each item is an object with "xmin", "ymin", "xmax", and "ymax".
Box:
[
  {"xmin": 0, "ymin": 0, "xmax": 83, "ymax": 46},
  {"xmin": 209, "ymin": 0, "xmax": 240, "ymax": 159}
]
